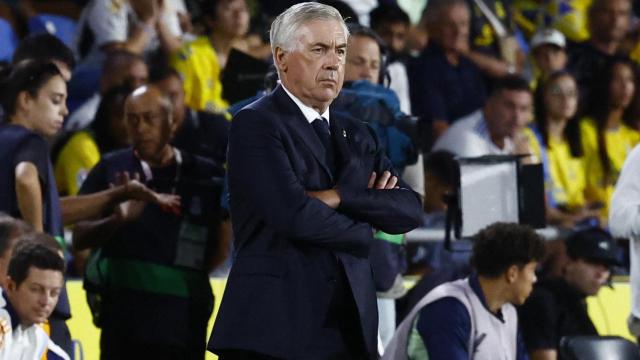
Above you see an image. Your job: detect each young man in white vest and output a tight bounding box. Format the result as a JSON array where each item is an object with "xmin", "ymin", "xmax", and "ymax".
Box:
[{"xmin": 384, "ymin": 222, "xmax": 545, "ymax": 360}]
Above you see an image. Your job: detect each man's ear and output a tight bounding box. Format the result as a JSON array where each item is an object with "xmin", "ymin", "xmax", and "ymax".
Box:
[
  {"xmin": 5, "ymin": 276, "xmax": 16, "ymax": 293},
  {"xmin": 274, "ymin": 47, "xmax": 288, "ymax": 74},
  {"xmin": 505, "ymin": 264, "xmax": 519, "ymax": 284}
]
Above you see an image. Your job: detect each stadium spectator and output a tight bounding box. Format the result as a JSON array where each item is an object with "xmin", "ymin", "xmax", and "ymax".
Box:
[
  {"xmin": 522, "ymin": 71, "xmax": 601, "ymax": 228},
  {"xmin": 385, "ymin": 222, "xmax": 545, "ymax": 360},
  {"xmin": 433, "ymin": 75, "xmax": 532, "ymax": 157},
  {"xmin": 580, "ymin": 57, "xmax": 640, "ymax": 221},
  {"xmin": 568, "ymin": 0, "xmax": 632, "ymax": 107},
  {"xmin": 512, "ymin": 0, "xmax": 591, "ymax": 42},
  {"xmin": 75, "ymin": 0, "xmax": 183, "ymax": 66},
  {"xmin": 171, "ymin": 0, "xmax": 250, "ymax": 113},
  {"xmin": 0, "ymin": 60, "xmax": 179, "ymax": 356},
  {"xmin": 73, "ymin": 85, "xmax": 225, "ymax": 359},
  {"xmin": 530, "ymin": 29, "xmax": 568, "ymax": 85},
  {"xmin": 0, "ymin": 237, "xmax": 67, "ymax": 359},
  {"xmin": 464, "ymin": 0, "xmax": 523, "ymax": 79},
  {"xmin": 370, "ymin": 3, "xmax": 412, "ymax": 114},
  {"xmin": 519, "ymin": 228, "xmax": 619, "ymax": 360},
  {"xmin": 55, "ymin": 86, "xmax": 132, "ymax": 198},
  {"xmin": 151, "ymin": 66, "xmax": 229, "ymax": 166},
  {"xmin": 335, "ymin": 25, "xmax": 417, "ymax": 174},
  {"xmin": 65, "ymin": 50, "xmax": 148, "ymax": 132},
  {"xmin": 0, "ymin": 61, "xmax": 172, "ymax": 235},
  {"xmin": 409, "ymin": 0, "xmax": 487, "ymax": 149}
]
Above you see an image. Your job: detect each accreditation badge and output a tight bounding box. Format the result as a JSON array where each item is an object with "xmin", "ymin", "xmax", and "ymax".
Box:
[
  {"xmin": 174, "ymin": 196, "xmax": 208, "ymax": 270},
  {"xmin": 175, "ymin": 221, "xmax": 208, "ymax": 270}
]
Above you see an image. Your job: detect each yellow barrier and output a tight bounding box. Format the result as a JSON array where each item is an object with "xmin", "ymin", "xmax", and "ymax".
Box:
[
  {"xmin": 66, "ymin": 279, "xmax": 634, "ymax": 359},
  {"xmin": 66, "ymin": 279, "xmax": 227, "ymax": 360}
]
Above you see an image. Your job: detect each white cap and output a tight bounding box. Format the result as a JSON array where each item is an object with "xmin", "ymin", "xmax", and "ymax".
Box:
[{"xmin": 531, "ymin": 28, "xmax": 566, "ymax": 49}]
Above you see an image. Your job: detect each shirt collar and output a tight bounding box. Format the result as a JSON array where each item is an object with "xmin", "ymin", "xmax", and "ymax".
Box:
[
  {"xmin": 280, "ymin": 82, "xmax": 330, "ymax": 125},
  {"xmin": 473, "ymin": 113, "xmax": 514, "ymax": 154},
  {"xmin": 469, "ymin": 273, "xmax": 505, "ymax": 322}
]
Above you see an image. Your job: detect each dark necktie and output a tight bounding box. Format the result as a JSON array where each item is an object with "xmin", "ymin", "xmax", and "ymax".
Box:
[{"xmin": 311, "ymin": 117, "xmax": 335, "ymax": 174}]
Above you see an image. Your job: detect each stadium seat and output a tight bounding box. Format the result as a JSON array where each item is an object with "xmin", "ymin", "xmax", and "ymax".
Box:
[
  {"xmin": 28, "ymin": 14, "xmax": 77, "ymax": 47},
  {"xmin": 0, "ymin": 17, "xmax": 18, "ymax": 62},
  {"xmin": 560, "ymin": 335, "xmax": 640, "ymax": 360}
]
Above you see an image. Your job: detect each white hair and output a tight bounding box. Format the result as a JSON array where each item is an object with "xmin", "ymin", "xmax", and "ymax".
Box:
[{"xmin": 269, "ymin": 2, "xmax": 349, "ymax": 54}]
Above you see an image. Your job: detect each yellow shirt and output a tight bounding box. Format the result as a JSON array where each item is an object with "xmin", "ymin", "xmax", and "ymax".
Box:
[
  {"xmin": 513, "ymin": 0, "xmax": 591, "ymax": 42},
  {"xmin": 523, "ymin": 126, "xmax": 586, "ymax": 209},
  {"xmin": 54, "ymin": 131, "xmax": 101, "ymax": 196},
  {"xmin": 580, "ymin": 118, "xmax": 640, "ymax": 216},
  {"xmin": 170, "ymin": 36, "xmax": 229, "ymax": 113}
]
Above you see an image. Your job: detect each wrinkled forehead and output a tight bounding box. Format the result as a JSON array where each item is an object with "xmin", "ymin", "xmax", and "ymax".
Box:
[{"xmin": 294, "ymin": 19, "xmax": 348, "ymax": 47}]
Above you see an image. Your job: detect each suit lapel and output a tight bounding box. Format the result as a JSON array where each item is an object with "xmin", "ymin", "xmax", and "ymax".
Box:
[{"xmin": 272, "ymin": 85, "xmax": 334, "ymax": 182}]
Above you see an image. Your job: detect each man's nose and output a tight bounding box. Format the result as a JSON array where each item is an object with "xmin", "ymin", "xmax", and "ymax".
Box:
[{"xmin": 324, "ymin": 51, "xmax": 341, "ymax": 70}]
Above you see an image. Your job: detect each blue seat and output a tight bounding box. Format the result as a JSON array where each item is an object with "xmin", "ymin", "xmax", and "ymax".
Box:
[
  {"xmin": 0, "ymin": 17, "xmax": 18, "ymax": 62},
  {"xmin": 28, "ymin": 14, "xmax": 77, "ymax": 48}
]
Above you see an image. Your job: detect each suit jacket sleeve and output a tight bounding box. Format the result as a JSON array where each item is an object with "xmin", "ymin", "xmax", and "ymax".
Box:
[
  {"xmin": 338, "ymin": 124, "xmax": 423, "ymax": 234},
  {"xmin": 228, "ymin": 108, "xmax": 373, "ymax": 255}
]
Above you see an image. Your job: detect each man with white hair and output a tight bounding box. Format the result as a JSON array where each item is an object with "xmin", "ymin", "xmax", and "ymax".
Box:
[{"xmin": 208, "ymin": 3, "xmax": 423, "ymax": 359}]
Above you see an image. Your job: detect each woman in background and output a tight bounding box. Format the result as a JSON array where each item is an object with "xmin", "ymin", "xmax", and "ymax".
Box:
[
  {"xmin": 580, "ymin": 58, "xmax": 640, "ymax": 222},
  {"xmin": 524, "ymin": 71, "xmax": 599, "ymax": 227}
]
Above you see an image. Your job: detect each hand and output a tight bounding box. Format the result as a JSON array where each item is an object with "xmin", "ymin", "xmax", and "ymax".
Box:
[
  {"xmin": 114, "ymin": 198, "xmax": 147, "ymax": 224},
  {"xmin": 113, "ymin": 172, "xmax": 181, "ymax": 214},
  {"xmin": 131, "ymin": 0, "xmax": 160, "ymax": 25},
  {"xmin": 307, "ymin": 189, "xmax": 341, "ymax": 209},
  {"xmin": 368, "ymin": 171, "xmax": 399, "ymax": 190},
  {"xmin": 513, "ymin": 130, "xmax": 535, "ymax": 162}
]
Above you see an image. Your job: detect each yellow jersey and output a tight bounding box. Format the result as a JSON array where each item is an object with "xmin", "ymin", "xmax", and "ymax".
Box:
[
  {"xmin": 513, "ymin": 0, "xmax": 591, "ymax": 42},
  {"xmin": 54, "ymin": 131, "xmax": 101, "ymax": 196},
  {"xmin": 523, "ymin": 126, "xmax": 586, "ymax": 210},
  {"xmin": 580, "ymin": 118, "xmax": 640, "ymax": 216},
  {"xmin": 170, "ymin": 36, "xmax": 229, "ymax": 113}
]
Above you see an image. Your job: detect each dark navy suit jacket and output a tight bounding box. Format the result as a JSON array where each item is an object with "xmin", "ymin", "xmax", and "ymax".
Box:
[{"xmin": 208, "ymin": 85, "xmax": 422, "ymax": 358}]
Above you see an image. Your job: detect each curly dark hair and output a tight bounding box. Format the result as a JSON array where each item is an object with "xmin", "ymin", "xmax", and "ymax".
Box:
[{"xmin": 471, "ymin": 222, "xmax": 545, "ymax": 278}]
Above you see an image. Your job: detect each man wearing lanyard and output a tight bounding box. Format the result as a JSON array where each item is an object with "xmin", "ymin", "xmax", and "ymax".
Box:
[{"xmin": 72, "ymin": 85, "xmax": 225, "ymax": 359}]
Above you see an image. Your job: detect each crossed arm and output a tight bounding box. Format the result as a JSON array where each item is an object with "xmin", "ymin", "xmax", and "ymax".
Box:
[{"xmin": 229, "ymin": 110, "xmax": 422, "ymax": 254}]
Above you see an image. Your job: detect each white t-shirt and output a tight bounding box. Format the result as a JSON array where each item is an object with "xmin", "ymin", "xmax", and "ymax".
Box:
[
  {"xmin": 65, "ymin": 93, "xmax": 101, "ymax": 131},
  {"xmin": 433, "ymin": 110, "xmax": 514, "ymax": 157},
  {"xmin": 387, "ymin": 61, "xmax": 411, "ymax": 115},
  {"xmin": 341, "ymin": 0, "xmax": 377, "ymax": 26},
  {"xmin": 75, "ymin": 0, "xmax": 182, "ymax": 63}
]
